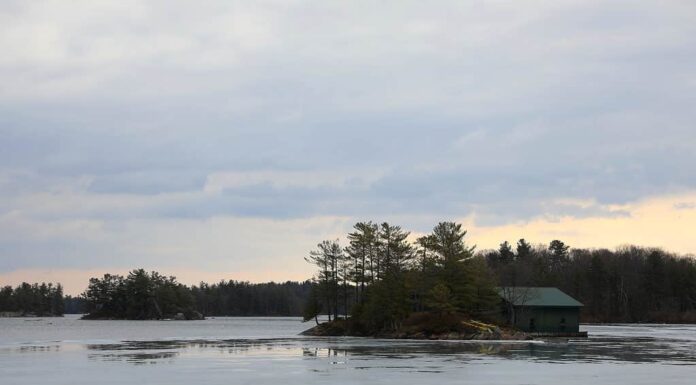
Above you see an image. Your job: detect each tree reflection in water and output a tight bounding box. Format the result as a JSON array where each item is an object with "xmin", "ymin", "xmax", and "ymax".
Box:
[{"xmin": 81, "ymin": 336, "xmax": 696, "ymax": 366}]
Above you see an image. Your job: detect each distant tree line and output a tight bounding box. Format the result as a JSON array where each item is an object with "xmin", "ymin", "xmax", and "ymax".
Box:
[
  {"xmin": 1, "ymin": 272, "xmax": 310, "ymax": 319},
  {"xmin": 64, "ymin": 295, "xmax": 88, "ymax": 314},
  {"xmin": 0, "ymin": 282, "xmax": 64, "ymax": 316},
  {"xmin": 191, "ymin": 280, "xmax": 312, "ymax": 316},
  {"xmin": 4, "ymin": 227, "xmax": 695, "ymax": 324},
  {"xmin": 482, "ymin": 240, "xmax": 696, "ymax": 323}
]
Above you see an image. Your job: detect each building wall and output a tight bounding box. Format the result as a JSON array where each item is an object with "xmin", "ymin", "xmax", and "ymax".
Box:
[{"xmin": 513, "ymin": 306, "xmax": 580, "ymax": 333}]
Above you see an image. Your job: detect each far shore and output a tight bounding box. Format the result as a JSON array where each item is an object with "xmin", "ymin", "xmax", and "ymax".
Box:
[{"xmin": 0, "ymin": 312, "xmax": 63, "ymax": 318}]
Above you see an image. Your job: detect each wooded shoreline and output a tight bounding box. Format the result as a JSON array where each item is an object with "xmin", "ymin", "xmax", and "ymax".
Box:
[
  {"xmin": 300, "ymin": 221, "xmax": 696, "ymax": 338},
  {"xmin": 2, "ymin": 221, "xmax": 695, "ymax": 323}
]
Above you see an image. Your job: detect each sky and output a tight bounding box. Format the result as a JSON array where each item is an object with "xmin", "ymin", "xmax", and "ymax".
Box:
[{"xmin": 1, "ymin": 0, "xmax": 695, "ymax": 295}]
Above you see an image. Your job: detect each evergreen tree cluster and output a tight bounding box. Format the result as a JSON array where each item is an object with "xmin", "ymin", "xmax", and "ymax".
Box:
[
  {"xmin": 0, "ymin": 282, "xmax": 64, "ymax": 316},
  {"xmin": 80, "ymin": 270, "xmax": 312, "ymax": 319},
  {"xmin": 304, "ymin": 221, "xmax": 499, "ymax": 332},
  {"xmin": 482, "ymin": 240, "xmax": 696, "ymax": 322},
  {"xmin": 83, "ymin": 269, "xmax": 197, "ymax": 320}
]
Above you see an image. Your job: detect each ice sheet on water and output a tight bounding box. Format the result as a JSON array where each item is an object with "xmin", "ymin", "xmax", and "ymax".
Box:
[
  {"xmin": 583, "ymin": 323, "xmax": 696, "ymax": 341},
  {"xmin": 1, "ymin": 317, "xmax": 695, "ymax": 385}
]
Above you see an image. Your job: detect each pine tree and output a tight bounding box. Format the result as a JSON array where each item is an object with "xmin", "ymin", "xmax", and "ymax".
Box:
[
  {"xmin": 430, "ymin": 222, "xmax": 476, "ymax": 311},
  {"xmin": 345, "ymin": 221, "xmax": 378, "ymax": 303},
  {"xmin": 549, "ymin": 239, "xmax": 570, "ymax": 270},
  {"xmin": 427, "ymin": 283, "xmax": 456, "ymax": 316},
  {"xmin": 305, "ymin": 239, "xmax": 343, "ymax": 320},
  {"xmin": 377, "ymin": 222, "xmax": 413, "ymax": 274},
  {"xmin": 516, "ymin": 239, "xmax": 532, "ymax": 261},
  {"xmin": 498, "ymin": 241, "xmax": 515, "ymax": 265}
]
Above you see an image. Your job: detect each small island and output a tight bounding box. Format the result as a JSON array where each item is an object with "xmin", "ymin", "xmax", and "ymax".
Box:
[
  {"xmin": 299, "ymin": 221, "xmax": 524, "ymax": 339},
  {"xmin": 300, "ymin": 222, "xmax": 584, "ymax": 340},
  {"xmin": 79, "ymin": 270, "xmax": 311, "ymax": 320},
  {"xmin": 302, "ymin": 286, "xmax": 586, "ymax": 340},
  {"xmin": 82, "ymin": 269, "xmax": 204, "ymax": 320}
]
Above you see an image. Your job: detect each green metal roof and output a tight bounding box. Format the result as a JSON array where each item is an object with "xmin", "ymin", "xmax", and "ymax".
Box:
[{"xmin": 497, "ymin": 287, "xmax": 583, "ymax": 307}]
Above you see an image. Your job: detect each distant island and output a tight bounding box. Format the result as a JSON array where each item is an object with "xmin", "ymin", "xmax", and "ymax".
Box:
[
  {"xmin": 2, "ymin": 220, "xmax": 696, "ymax": 327},
  {"xmin": 0, "ymin": 282, "xmax": 65, "ymax": 317},
  {"xmin": 80, "ymin": 270, "xmax": 203, "ymax": 320},
  {"xmin": 80, "ymin": 270, "xmax": 311, "ymax": 320}
]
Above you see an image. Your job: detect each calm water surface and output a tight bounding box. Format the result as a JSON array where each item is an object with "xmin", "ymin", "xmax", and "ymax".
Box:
[{"xmin": 1, "ymin": 315, "xmax": 695, "ymax": 384}]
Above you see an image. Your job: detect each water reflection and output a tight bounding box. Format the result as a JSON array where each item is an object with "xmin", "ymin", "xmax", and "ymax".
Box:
[
  {"xmin": 90, "ymin": 351, "xmax": 178, "ymax": 365},
  {"xmin": 81, "ymin": 336, "xmax": 696, "ymax": 366},
  {"xmin": 17, "ymin": 344, "xmax": 61, "ymax": 353}
]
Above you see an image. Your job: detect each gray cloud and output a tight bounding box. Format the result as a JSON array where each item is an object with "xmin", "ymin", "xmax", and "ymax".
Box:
[{"xmin": 1, "ymin": 0, "xmax": 695, "ymax": 272}]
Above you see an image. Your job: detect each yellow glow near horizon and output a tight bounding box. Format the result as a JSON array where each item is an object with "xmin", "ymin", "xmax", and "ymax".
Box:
[
  {"xmin": 465, "ymin": 192, "xmax": 696, "ymax": 254},
  {"xmin": 2, "ymin": 192, "xmax": 695, "ymax": 295}
]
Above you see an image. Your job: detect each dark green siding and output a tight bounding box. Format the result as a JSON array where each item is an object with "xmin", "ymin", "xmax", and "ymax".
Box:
[{"xmin": 513, "ymin": 306, "xmax": 580, "ymax": 333}]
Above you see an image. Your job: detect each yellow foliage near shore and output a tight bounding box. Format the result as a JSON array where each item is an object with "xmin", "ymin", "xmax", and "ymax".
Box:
[{"xmin": 462, "ymin": 320, "xmax": 496, "ymax": 333}]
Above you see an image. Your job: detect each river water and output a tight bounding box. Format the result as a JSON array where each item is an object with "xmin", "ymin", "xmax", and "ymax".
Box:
[{"xmin": 1, "ymin": 315, "xmax": 695, "ymax": 384}]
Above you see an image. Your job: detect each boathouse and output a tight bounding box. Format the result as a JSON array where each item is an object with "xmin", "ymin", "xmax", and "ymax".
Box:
[{"xmin": 498, "ymin": 287, "xmax": 583, "ymax": 334}]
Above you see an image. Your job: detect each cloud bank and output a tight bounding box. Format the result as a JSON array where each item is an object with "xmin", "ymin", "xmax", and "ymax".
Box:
[{"xmin": 1, "ymin": 1, "xmax": 695, "ymax": 292}]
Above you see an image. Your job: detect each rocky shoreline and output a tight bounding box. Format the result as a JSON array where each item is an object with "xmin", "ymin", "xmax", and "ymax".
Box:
[{"xmin": 301, "ymin": 318, "xmax": 532, "ymax": 341}]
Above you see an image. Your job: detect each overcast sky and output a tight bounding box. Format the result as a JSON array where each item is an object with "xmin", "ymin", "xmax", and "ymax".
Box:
[{"xmin": 1, "ymin": 0, "xmax": 695, "ymax": 294}]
